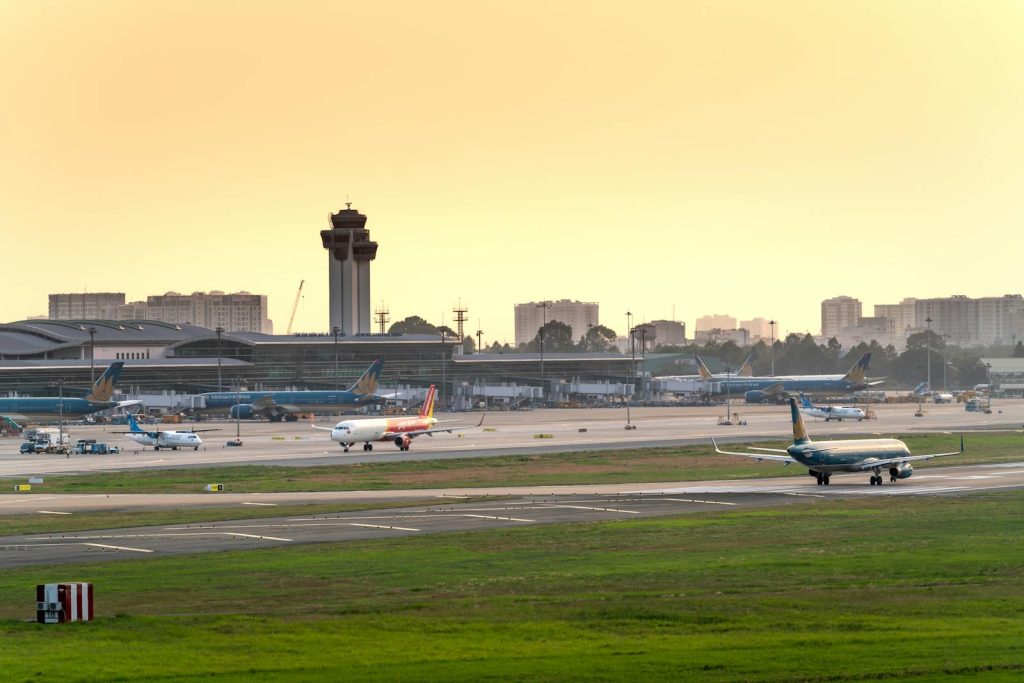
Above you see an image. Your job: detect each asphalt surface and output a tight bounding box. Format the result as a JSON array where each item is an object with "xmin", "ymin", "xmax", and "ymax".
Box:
[
  {"xmin": 1, "ymin": 460, "xmax": 1022, "ymax": 568},
  {"xmin": 2, "ymin": 401, "xmax": 1021, "ymax": 478}
]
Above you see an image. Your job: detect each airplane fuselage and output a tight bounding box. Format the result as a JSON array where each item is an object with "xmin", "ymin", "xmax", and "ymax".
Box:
[
  {"xmin": 126, "ymin": 430, "xmax": 203, "ymax": 450},
  {"xmin": 788, "ymin": 438, "xmax": 910, "ymax": 473},
  {"xmin": 330, "ymin": 415, "xmax": 437, "ymax": 445},
  {"xmin": 0, "ymin": 397, "xmax": 118, "ymax": 423},
  {"xmin": 801, "ymin": 406, "xmax": 866, "ymax": 421}
]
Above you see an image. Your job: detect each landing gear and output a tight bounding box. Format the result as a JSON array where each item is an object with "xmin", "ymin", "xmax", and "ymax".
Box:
[
  {"xmin": 869, "ymin": 475, "xmax": 884, "ymax": 486},
  {"xmin": 343, "ymin": 446, "xmax": 350, "ymax": 453},
  {"xmin": 362, "ymin": 443, "xmax": 373, "ymax": 451},
  {"xmin": 815, "ymin": 473, "xmax": 831, "ymax": 486}
]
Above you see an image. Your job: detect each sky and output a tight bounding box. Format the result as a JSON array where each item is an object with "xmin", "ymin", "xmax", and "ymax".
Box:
[{"xmin": 2, "ymin": 1, "xmax": 1023, "ymax": 345}]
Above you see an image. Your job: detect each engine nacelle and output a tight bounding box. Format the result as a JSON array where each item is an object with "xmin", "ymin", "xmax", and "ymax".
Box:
[
  {"xmin": 229, "ymin": 404, "xmax": 255, "ymax": 419},
  {"xmin": 890, "ymin": 464, "xmax": 913, "ymax": 480},
  {"xmin": 394, "ymin": 435, "xmax": 412, "ymax": 449},
  {"xmin": 744, "ymin": 390, "xmax": 766, "ymax": 404}
]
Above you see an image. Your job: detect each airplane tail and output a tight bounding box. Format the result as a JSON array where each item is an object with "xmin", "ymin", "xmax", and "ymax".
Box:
[
  {"xmin": 841, "ymin": 353, "xmax": 872, "ymax": 386},
  {"xmin": 788, "ymin": 397, "xmax": 811, "ymax": 445},
  {"xmin": 694, "ymin": 355, "xmax": 713, "ymax": 380},
  {"xmin": 349, "ymin": 359, "xmax": 383, "ymax": 396},
  {"xmin": 84, "ymin": 362, "xmax": 124, "ymax": 403},
  {"xmin": 419, "ymin": 385, "xmax": 436, "ymax": 418},
  {"xmin": 737, "ymin": 353, "xmax": 754, "ymax": 377},
  {"xmin": 913, "ymin": 381, "xmax": 930, "ymax": 396},
  {"xmin": 127, "ymin": 414, "xmax": 143, "ymax": 433},
  {"xmin": 798, "ymin": 392, "xmax": 813, "ymax": 409}
]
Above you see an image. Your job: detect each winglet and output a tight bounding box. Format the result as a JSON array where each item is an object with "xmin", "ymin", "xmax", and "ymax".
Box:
[
  {"xmin": 960, "ymin": 434, "xmax": 965, "ymax": 453},
  {"xmin": 476, "ymin": 413, "xmax": 487, "ymax": 427}
]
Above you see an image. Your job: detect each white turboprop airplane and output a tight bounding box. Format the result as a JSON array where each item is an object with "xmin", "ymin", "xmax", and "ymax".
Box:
[
  {"xmin": 114, "ymin": 415, "xmax": 218, "ymax": 451},
  {"xmin": 798, "ymin": 393, "xmax": 865, "ymax": 422},
  {"xmin": 713, "ymin": 397, "xmax": 963, "ymax": 486},
  {"xmin": 311, "ymin": 385, "xmax": 484, "ymax": 452}
]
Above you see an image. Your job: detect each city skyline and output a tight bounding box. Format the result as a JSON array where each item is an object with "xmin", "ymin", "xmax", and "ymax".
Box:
[{"xmin": 3, "ymin": 2, "xmax": 1023, "ymax": 344}]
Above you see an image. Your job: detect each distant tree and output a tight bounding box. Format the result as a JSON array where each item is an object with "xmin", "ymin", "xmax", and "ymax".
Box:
[
  {"xmin": 1015, "ymin": 340, "xmax": 1024, "ymax": 358},
  {"xmin": 579, "ymin": 324, "xmax": 617, "ymax": 352},
  {"xmin": 388, "ymin": 316, "xmax": 440, "ymax": 336},
  {"xmin": 462, "ymin": 336, "xmax": 475, "ymax": 354},
  {"xmin": 906, "ymin": 330, "xmax": 945, "ymax": 352},
  {"xmin": 526, "ymin": 319, "xmax": 575, "ymax": 353}
]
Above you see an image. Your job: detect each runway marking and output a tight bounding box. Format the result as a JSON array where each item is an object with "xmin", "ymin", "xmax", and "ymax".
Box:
[
  {"xmin": 553, "ymin": 505, "xmax": 640, "ymax": 515},
  {"xmin": 241, "ymin": 502, "xmax": 278, "ymax": 506},
  {"xmin": 780, "ymin": 492, "xmax": 826, "ymax": 498},
  {"xmin": 36, "ymin": 510, "xmax": 72, "ymax": 515},
  {"xmin": 84, "ymin": 543, "xmax": 153, "ymax": 553},
  {"xmin": 0, "ymin": 497, "xmax": 57, "ymax": 505},
  {"xmin": 461, "ymin": 514, "xmax": 535, "ymax": 522},
  {"xmin": 224, "ymin": 532, "xmax": 293, "ymax": 542},
  {"xmin": 348, "ymin": 523, "xmax": 420, "ymax": 532},
  {"xmin": 659, "ymin": 498, "xmax": 738, "ymax": 506}
]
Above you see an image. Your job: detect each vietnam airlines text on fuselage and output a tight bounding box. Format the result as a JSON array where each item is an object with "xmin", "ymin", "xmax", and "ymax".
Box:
[{"xmin": 0, "ymin": 362, "xmax": 131, "ymax": 423}]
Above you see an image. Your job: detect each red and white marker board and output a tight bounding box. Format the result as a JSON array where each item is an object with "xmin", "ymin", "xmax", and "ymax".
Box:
[{"xmin": 36, "ymin": 583, "xmax": 94, "ymax": 623}]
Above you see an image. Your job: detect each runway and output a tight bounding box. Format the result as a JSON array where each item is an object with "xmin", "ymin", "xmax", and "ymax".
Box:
[
  {"xmin": 1, "ymin": 460, "xmax": 1022, "ymax": 568},
  {"xmin": 2, "ymin": 401, "xmax": 1022, "ymax": 479}
]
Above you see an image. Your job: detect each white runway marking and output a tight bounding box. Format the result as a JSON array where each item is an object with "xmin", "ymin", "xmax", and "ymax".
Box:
[
  {"xmin": 348, "ymin": 523, "xmax": 420, "ymax": 532},
  {"xmin": 36, "ymin": 510, "xmax": 72, "ymax": 515},
  {"xmin": 84, "ymin": 543, "xmax": 153, "ymax": 553},
  {"xmin": 553, "ymin": 505, "xmax": 640, "ymax": 514},
  {"xmin": 224, "ymin": 532, "xmax": 293, "ymax": 542},
  {"xmin": 659, "ymin": 498, "xmax": 738, "ymax": 506},
  {"xmin": 461, "ymin": 514, "xmax": 535, "ymax": 522},
  {"xmin": 241, "ymin": 502, "xmax": 277, "ymax": 506}
]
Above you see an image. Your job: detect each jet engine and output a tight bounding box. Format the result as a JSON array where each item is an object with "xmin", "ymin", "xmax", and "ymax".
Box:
[
  {"xmin": 229, "ymin": 404, "xmax": 255, "ymax": 419},
  {"xmin": 744, "ymin": 390, "xmax": 766, "ymax": 404},
  {"xmin": 394, "ymin": 435, "xmax": 412, "ymax": 450},
  {"xmin": 889, "ymin": 464, "xmax": 913, "ymax": 480}
]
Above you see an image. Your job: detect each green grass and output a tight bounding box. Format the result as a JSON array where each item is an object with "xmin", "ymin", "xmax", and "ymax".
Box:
[
  {"xmin": 1, "ymin": 491, "xmax": 1022, "ymax": 681},
  {"xmin": 12, "ymin": 432, "xmax": 1020, "ymax": 495}
]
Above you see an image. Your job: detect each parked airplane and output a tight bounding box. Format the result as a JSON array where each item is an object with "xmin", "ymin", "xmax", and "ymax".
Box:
[
  {"xmin": 0, "ymin": 362, "xmax": 136, "ymax": 424},
  {"xmin": 735, "ymin": 353, "xmax": 880, "ymax": 403},
  {"xmin": 659, "ymin": 354, "xmax": 754, "ymax": 382},
  {"xmin": 115, "ymin": 414, "xmax": 219, "ymax": 451},
  {"xmin": 713, "ymin": 397, "xmax": 963, "ymax": 486},
  {"xmin": 312, "ymin": 385, "xmax": 484, "ymax": 452},
  {"xmin": 195, "ymin": 359, "xmax": 384, "ymax": 421},
  {"xmin": 798, "ymin": 392, "xmax": 865, "ymax": 422}
]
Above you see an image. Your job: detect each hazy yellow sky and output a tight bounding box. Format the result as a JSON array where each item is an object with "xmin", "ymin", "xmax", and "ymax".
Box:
[{"xmin": 2, "ymin": 1, "xmax": 1022, "ymax": 344}]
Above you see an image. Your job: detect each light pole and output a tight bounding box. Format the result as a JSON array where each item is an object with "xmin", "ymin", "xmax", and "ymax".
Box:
[
  {"xmin": 476, "ymin": 328, "xmax": 483, "ymax": 354},
  {"xmin": 215, "ymin": 326, "xmax": 224, "ymax": 392},
  {"xmin": 440, "ymin": 329, "xmax": 447, "ymax": 411},
  {"xmin": 724, "ymin": 364, "xmax": 732, "ymax": 423},
  {"xmin": 768, "ymin": 320, "xmax": 776, "ymax": 376},
  {"xmin": 332, "ymin": 326, "xmax": 340, "ymax": 391},
  {"xmin": 86, "ymin": 326, "xmax": 97, "ymax": 385},
  {"xmin": 925, "ymin": 317, "xmax": 933, "ymax": 392}
]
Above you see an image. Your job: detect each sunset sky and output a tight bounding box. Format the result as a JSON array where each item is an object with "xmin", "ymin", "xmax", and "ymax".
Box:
[{"xmin": 2, "ymin": 1, "xmax": 1022, "ymax": 344}]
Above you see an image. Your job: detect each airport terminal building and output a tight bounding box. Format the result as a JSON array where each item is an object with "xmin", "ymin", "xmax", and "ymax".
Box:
[{"xmin": 0, "ymin": 320, "xmax": 633, "ymax": 401}]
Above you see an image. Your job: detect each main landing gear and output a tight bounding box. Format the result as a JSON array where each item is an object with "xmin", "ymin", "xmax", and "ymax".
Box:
[
  {"xmin": 362, "ymin": 443, "xmax": 373, "ymax": 452},
  {"xmin": 815, "ymin": 472, "xmax": 831, "ymax": 486},
  {"xmin": 869, "ymin": 475, "xmax": 885, "ymax": 486}
]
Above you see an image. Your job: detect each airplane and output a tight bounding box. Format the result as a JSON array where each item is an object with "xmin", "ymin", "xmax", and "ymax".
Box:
[
  {"xmin": 736, "ymin": 353, "xmax": 881, "ymax": 403},
  {"xmin": 312, "ymin": 385, "xmax": 484, "ymax": 452},
  {"xmin": 114, "ymin": 414, "xmax": 219, "ymax": 451},
  {"xmin": 659, "ymin": 353, "xmax": 755, "ymax": 382},
  {"xmin": 195, "ymin": 359, "xmax": 385, "ymax": 421},
  {"xmin": 798, "ymin": 392, "xmax": 865, "ymax": 422},
  {"xmin": 0, "ymin": 362, "xmax": 137, "ymax": 424},
  {"xmin": 712, "ymin": 397, "xmax": 963, "ymax": 486}
]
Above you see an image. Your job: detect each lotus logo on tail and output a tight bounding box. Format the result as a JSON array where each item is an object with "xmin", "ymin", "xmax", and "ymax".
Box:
[
  {"xmin": 695, "ymin": 355, "xmax": 713, "ymax": 381},
  {"xmin": 84, "ymin": 362, "xmax": 124, "ymax": 403},
  {"xmin": 842, "ymin": 353, "xmax": 872, "ymax": 387},
  {"xmin": 349, "ymin": 360, "xmax": 383, "ymax": 397}
]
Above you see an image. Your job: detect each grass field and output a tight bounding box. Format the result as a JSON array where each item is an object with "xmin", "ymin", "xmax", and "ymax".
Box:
[
  {"xmin": 16, "ymin": 432, "xmax": 1021, "ymax": 495},
  {"xmin": 1, "ymin": 490, "xmax": 1022, "ymax": 681}
]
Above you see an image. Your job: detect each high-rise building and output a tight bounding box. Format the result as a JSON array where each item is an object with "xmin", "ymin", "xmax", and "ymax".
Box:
[
  {"xmin": 647, "ymin": 320, "xmax": 687, "ymax": 346},
  {"xmin": 49, "ymin": 293, "xmax": 125, "ymax": 320},
  {"xmin": 820, "ymin": 296, "xmax": 862, "ymax": 339},
  {"xmin": 121, "ymin": 291, "xmax": 273, "ymax": 334},
  {"xmin": 320, "ymin": 203, "xmax": 378, "ymax": 335},
  {"xmin": 915, "ymin": 294, "xmax": 1024, "ymax": 347},
  {"xmin": 695, "ymin": 314, "xmax": 737, "ymax": 332},
  {"xmin": 514, "ymin": 300, "xmax": 599, "ymax": 347},
  {"xmin": 874, "ymin": 298, "xmax": 917, "ymax": 343},
  {"xmin": 739, "ymin": 317, "xmax": 773, "ymax": 341}
]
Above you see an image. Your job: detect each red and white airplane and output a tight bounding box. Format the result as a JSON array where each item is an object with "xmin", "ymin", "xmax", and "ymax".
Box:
[{"xmin": 312, "ymin": 385, "xmax": 483, "ymax": 452}]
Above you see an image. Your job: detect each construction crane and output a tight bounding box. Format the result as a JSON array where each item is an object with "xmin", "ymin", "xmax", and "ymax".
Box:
[{"xmin": 286, "ymin": 279, "xmax": 305, "ymax": 335}]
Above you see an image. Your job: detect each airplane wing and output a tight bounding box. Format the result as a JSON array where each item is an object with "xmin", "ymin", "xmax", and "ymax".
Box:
[
  {"xmin": 115, "ymin": 400, "xmax": 143, "ymax": 409},
  {"xmin": 386, "ymin": 414, "xmax": 487, "ymax": 440},
  {"xmin": 855, "ymin": 436, "xmax": 964, "ymax": 470},
  {"xmin": 711, "ymin": 437, "xmax": 798, "ymax": 463}
]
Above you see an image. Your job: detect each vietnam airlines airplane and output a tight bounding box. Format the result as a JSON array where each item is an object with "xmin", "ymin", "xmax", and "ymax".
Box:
[
  {"xmin": 115, "ymin": 414, "xmax": 219, "ymax": 451},
  {"xmin": 312, "ymin": 385, "xmax": 484, "ymax": 452},
  {"xmin": 196, "ymin": 359, "xmax": 384, "ymax": 421},
  {"xmin": 659, "ymin": 353, "xmax": 755, "ymax": 382},
  {"xmin": 798, "ymin": 392, "xmax": 866, "ymax": 422},
  {"xmin": 0, "ymin": 362, "xmax": 137, "ymax": 424},
  {"xmin": 713, "ymin": 397, "xmax": 963, "ymax": 486}
]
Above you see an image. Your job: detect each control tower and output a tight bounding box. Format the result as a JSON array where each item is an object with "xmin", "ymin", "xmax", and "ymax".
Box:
[{"xmin": 320, "ymin": 203, "xmax": 378, "ymax": 335}]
